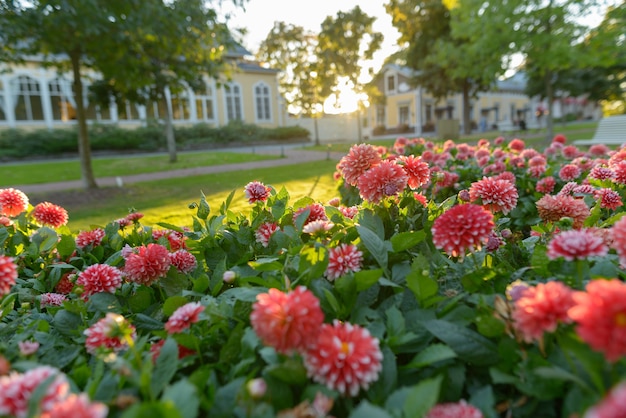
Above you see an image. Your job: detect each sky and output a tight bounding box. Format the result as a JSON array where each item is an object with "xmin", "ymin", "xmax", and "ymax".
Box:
[{"xmin": 220, "ymin": 0, "xmax": 401, "ymax": 76}]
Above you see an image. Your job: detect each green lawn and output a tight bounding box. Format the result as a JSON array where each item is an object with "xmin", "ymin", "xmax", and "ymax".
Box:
[
  {"xmin": 0, "ymin": 150, "xmax": 279, "ymax": 186},
  {"xmin": 30, "ymin": 159, "xmax": 339, "ymax": 232}
]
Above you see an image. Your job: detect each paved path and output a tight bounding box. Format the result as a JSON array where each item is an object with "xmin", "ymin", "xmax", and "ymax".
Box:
[{"xmin": 14, "ymin": 145, "xmax": 346, "ymax": 195}]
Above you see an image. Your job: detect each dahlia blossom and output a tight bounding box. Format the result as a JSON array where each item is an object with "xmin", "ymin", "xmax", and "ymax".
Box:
[
  {"xmin": 164, "ymin": 302, "xmax": 205, "ymax": 334},
  {"xmin": 55, "ymin": 273, "xmax": 75, "ymax": 294},
  {"xmin": 40, "ymin": 292, "xmax": 67, "ymax": 308},
  {"xmin": 293, "ymin": 203, "xmax": 328, "ymax": 227},
  {"xmin": 325, "ymin": 243, "xmax": 363, "ymax": 281},
  {"xmin": 399, "ymin": 155, "xmax": 430, "ymax": 188},
  {"xmin": 0, "ymin": 366, "xmax": 69, "ymax": 418},
  {"xmin": 150, "ymin": 339, "xmax": 195, "ymax": 363},
  {"xmin": 357, "ymin": 160, "xmax": 409, "ymax": 204},
  {"xmin": 589, "ymin": 166, "xmax": 614, "ymax": 181},
  {"xmin": 612, "ymin": 161, "xmax": 626, "ymax": 185},
  {"xmin": 432, "ymin": 204, "xmax": 495, "ymax": 258},
  {"xmin": 302, "ymin": 219, "xmax": 334, "ymax": 235},
  {"xmin": 512, "ymin": 281, "xmax": 575, "ymax": 343},
  {"xmin": 76, "ymin": 264, "xmax": 123, "ymax": 299},
  {"xmin": 469, "ymin": 177, "xmax": 519, "ymax": 214},
  {"xmin": 547, "ymin": 229, "xmax": 608, "ymax": 261},
  {"xmin": 18, "ymin": 341, "xmax": 40, "ymax": 356},
  {"xmin": 152, "ymin": 229, "xmax": 186, "ymax": 251},
  {"xmin": 84, "ymin": 313, "xmax": 136, "ymax": 355},
  {"xmin": 611, "ymin": 217, "xmax": 626, "ymax": 267},
  {"xmin": 425, "ymin": 400, "xmax": 484, "ymax": 418},
  {"xmin": 123, "ymin": 243, "xmax": 171, "ymax": 286},
  {"xmin": 244, "ymin": 181, "xmax": 271, "ymax": 204},
  {"xmin": 40, "ymin": 393, "xmax": 108, "ymax": 418},
  {"xmin": 595, "ymin": 188, "xmax": 623, "ymax": 210},
  {"xmin": 0, "ymin": 255, "xmax": 18, "ymax": 296},
  {"xmin": 255, "ymin": 222, "xmax": 279, "ymax": 247},
  {"xmin": 558, "ymin": 164, "xmax": 582, "ymax": 181},
  {"xmin": 304, "ymin": 320, "xmax": 383, "ymax": 397},
  {"xmin": 536, "ymin": 177, "xmax": 556, "ymax": 194},
  {"xmin": 536, "ymin": 194, "xmax": 590, "ymax": 229},
  {"xmin": 75, "ymin": 228, "xmax": 105, "ymax": 249},
  {"xmin": 568, "ymin": 279, "xmax": 626, "ymax": 362},
  {"xmin": 337, "ymin": 144, "xmax": 382, "ymax": 186},
  {"xmin": 32, "ymin": 202, "xmax": 68, "ymax": 228},
  {"xmin": 250, "ymin": 286, "xmax": 324, "ymax": 354},
  {"xmin": 584, "ymin": 381, "xmax": 626, "ymax": 418},
  {"xmin": 169, "ymin": 250, "xmax": 197, "ymax": 274},
  {"xmin": 0, "ymin": 216, "xmax": 12, "ymax": 227},
  {"xmin": 0, "ymin": 188, "xmax": 29, "ymax": 217}
]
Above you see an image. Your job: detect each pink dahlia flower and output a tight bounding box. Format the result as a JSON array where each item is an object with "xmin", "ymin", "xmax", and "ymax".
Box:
[
  {"xmin": 536, "ymin": 194, "xmax": 590, "ymax": 229},
  {"xmin": 357, "ymin": 160, "xmax": 408, "ymax": 204},
  {"xmin": 339, "ymin": 205, "xmax": 359, "ymax": 219},
  {"xmin": 18, "ymin": 340, "xmax": 40, "ymax": 356},
  {"xmin": 508, "ymin": 138, "xmax": 525, "ymax": 152},
  {"xmin": 244, "ymin": 181, "xmax": 271, "ymax": 204},
  {"xmin": 169, "ymin": 250, "xmax": 197, "ymax": 274},
  {"xmin": 0, "ymin": 255, "xmax": 18, "ymax": 296},
  {"xmin": 595, "ymin": 188, "xmax": 623, "ymax": 210},
  {"xmin": 399, "ymin": 155, "xmax": 430, "ymax": 189},
  {"xmin": 84, "ymin": 313, "xmax": 136, "ymax": 355},
  {"xmin": 76, "ymin": 264, "xmax": 123, "ymax": 299},
  {"xmin": 512, "ymin": 281, "xmax": 575, "ymax": 343},
  {"xmin": 40, "ymin": 292, "xmax": 67, "ymax": 308},
  {"xmin": 75, "ymin": 228, "xmax": 105, "ymax": 249},
  {"xmin": 165, "ymin": 302, "xmax": 205, "ymax": 334},
  {"xmin": 152, "ymin": 229, "xmax": 186, "ymax": 251},
  {"xmin": 568, "ymin": 279, "xmax": 626, "ymax": 362},
  {"xmin": 612, "ymin": 161, "xmax": 626, "ymax": 185},
  {"xmin": 558, "ymin": 164, "xmax": 582, "ymax": 182},
  {"xmin": 432, "ymin": 204, "xmax": 494, "ymax": 258},
  {"xmin": 123, "ymin": 243, "xmax": 171, "ymax": 286},
  {"xmin": 41, "ymin": 393, "xmax": 108, "ymax": 418},
  {"xmin": 304, "ymin": 320, "xmax": 383, "ymax": 397},
  {"xmin": 0, "ymin": 366, "xmax": 69, "ymax": 418},
  {"xmin": 469, "ymin": 176, "xmax": 518, "ymax": 214},
  {"xmin": 536, "ymin": 176, "xmax": 556, "ymax": 194},
  {"xmin": 55, "ymin": 273, "xmax": 75, "ymax": 294},
  {"xmin": 32, "ymin": 202, "xmax": 68, "ymax": 228},
  {"xmin": 0, "ymin": 188, "xmax": 29, "ymax": 217},
  {"xmin": 547, "ymin": 229, "xmax": 608, "ymax": 261},
  {"xmin": 325, "ymin": 243, "xmax": 363, "ymax": 281},
  {"xmin": 250, "ymin": 286, "xmax": 324, "ymax": 354},
  {"xmin": 611, "ymin": 217, "xmax": 626, "ymax": 267},
  {"xmin": 337, "ymin": 144, "xmax": 382, "ymax": 186},
  {"xmin": 425, "ymin": 400, "xmax": 484, "ymax": 418},
  {"xmin": 255, "ymin": 222, "xmax": 279, "ymax": 247},
  {"xmin": 589, "ymin": 166, "xmax": 614, "ymax": 181},
  {"xmin": 584, "ymin": 381, "xmax": 626, "ymax": 418},
  {"xmin": 293, "ymin": 203, "xmax": 328, "ymax": 227}
]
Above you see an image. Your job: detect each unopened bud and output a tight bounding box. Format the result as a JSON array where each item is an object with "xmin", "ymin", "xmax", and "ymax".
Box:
[
  {"xmin": 247, "ymin": 378, "xmax": 267, "ymax": 399},
  {"xmin": 223, "ymin": 270, "xmax": 237, "ymax": 284}
]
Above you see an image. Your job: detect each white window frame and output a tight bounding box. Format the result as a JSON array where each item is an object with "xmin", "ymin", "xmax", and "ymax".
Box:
[
  {"xmin": 253, "ymin": 81, "xmax": 272, "ymax": 123},
  {"xmin": 224, "ymin": 82, "xmax": 243, "ymax": 122}
]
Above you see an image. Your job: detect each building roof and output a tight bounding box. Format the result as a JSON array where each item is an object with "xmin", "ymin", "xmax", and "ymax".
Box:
[
  {"xmin": 237, "ymin": 61, "xmax": 280, "ymax": 74},
  {"xmin": 496, "ymin": 72, "xmax": 527, "ymax": 92}
]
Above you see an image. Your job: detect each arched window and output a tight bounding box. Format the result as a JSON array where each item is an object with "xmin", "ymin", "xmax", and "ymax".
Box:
[
  {"xmin": 224, "ymin": 83, "xmax": 243, "ymax": 122},
  {"xmin": 254, "ymin": 82, "xmax": 272, "ymax": 122},
  {"xmin": 11, "ymin": 75, "xmax": 44, "ymax": 121},
  {"xmin": 195, "ymin": 82, "xmax": 215, "ymax": 121},
  {"xmin": 48, "ymin": 78, "xmax": 74, "ymax": 121}
]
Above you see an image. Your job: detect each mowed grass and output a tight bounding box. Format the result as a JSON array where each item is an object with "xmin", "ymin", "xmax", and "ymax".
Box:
[
  {"xmin": 29, "ymin": 159, "xmax": 339, "ymax": 232},
  {"xmin": 0, "ymin": 150, "xmax": 279, "ymax": 186}
]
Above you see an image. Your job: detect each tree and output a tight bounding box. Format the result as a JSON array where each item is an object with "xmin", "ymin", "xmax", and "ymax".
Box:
[
  {"xmin": 0, "ymin": 0, "xmax": 130, "ymax": 189},
  {"xmin": 92, "ymin": 0, "xmax": 243, "ymax": 163},
  {"xmin": 317, "ymin": 6, "xmax": 383, "ymax": 142},
  {"xmin": 457, "ymin": 0, "xmax": 604, "ymax": 141},
  {"xmin": 386, "ymin": 0, "xmax": 508, "ymax": 135},
  {"xmin": 257, "ymin": 22, "xmax": 330, "ymax": 145}
]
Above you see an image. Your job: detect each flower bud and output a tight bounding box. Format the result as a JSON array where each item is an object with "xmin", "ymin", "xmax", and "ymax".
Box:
[
  {"xmin": 223, "ymin": 270, "xmax": 237, "ymax": 284},
  {"xmin": 247, "ymin": 378, "xmax": 267, "ymax": 399}
]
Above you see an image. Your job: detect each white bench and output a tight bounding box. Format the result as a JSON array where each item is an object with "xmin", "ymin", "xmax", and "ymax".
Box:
[{"xmin": 572, "ymin": 115, "xmax": 626, "ymax": 146}]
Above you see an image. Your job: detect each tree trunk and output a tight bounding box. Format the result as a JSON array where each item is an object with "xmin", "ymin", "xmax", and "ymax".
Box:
[
  {"xmin": 163, "ymin": 87, "xmax": 177, "ymax": 163},
  {"xmin": 545, "ymin": 70, "xmax": 555, "ymax": 143},
  {"xmin": 462, "ymin": 79, "xmax": 471, "ymax": 135},
  {"xmin": 70, "ymin": 51, "xmax": 98, "ymax": 189},
  {"xmin": 314, "ymin": 117, "xmax": 320, "ymax": 146}
]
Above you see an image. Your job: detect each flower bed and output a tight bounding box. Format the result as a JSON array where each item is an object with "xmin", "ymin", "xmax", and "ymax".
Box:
[{"xmin": 1, "ymin": 134, "xmax": 626, "ymax": 417}]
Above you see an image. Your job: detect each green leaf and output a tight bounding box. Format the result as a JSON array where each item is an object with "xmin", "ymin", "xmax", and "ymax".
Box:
[
  {"xmin": 354, "ymin": 269, "xmax": 383, "ymax": 291},
  {"xmin": 161, "ymin": 379, "xmax": 199, "ymax": 418},
  {"xmin": 163, "ymin": 296, "xmax": 189, "ymax": 317},
  {"xmin": 406, "ymin": 270, "xmax": 438, "ymax": 305},
  {"xmin": 87, "ymin": 292, "xmax": 122, "ymax": 314},
  {"xmin": 357, "ymin": 225, "xmax": 388, "ymax": 269},
  {"xmin": 422, "ymin": 319, "xmax": 499, "ymax": 366},
  {"xmin": 53, "ymin": 310, "xmax": 83, "ymax": 337},
  {"xmin": 391, "ymin": 230, "xmax": 426, "ymax": 251},
  {"xmin": 322, "ymin": 288, "xmax": 341, "ymax": 314},
  {"xmin": 249, "ymin": 258, "xmax": 283, "ymax": 272},
  {"xmin": 265, "ymin": 357, "xmax": 308, "ymax": 385},
  {"xmin": 349, "ymin": 401, "xmax": 393, "ymax": 418},
  {"xmin": 534, "ymin": 366, "xmax": 592, "ymax": 392},
  {"xmin": 405, "ymin": 343, "xmax": 457, "ymax": 368},
  {"xmin": 403, "ymin": 375, "xmax": 443, "ymax": 418},
  {"xmin": 298, "ymin": 245, "xmax": 328, "ymax": 280},
  {"xmin": 356, "ymin": 209, "xmax": 385, "ymax": 240},
  {"xmin": 469, "ymin": 386, "xmax": 497, "ymax": 418},
  {"xmin": 56, "ymin": 234, "xmax": 77, "ymax": 259},
  {"xmin": 127, "ymin": 287, "xmax": 154, "ymax": 313},
  {"xmin": 121, "ymin": 402, "xmax": 183, "ymax": 418},
  {"xmin": 31, "ymin": 227, "xmax": 58, "ymax": 253},
  {"xmin": 151, "ymin": 338, "xmax": 179, "ymax": 397}
]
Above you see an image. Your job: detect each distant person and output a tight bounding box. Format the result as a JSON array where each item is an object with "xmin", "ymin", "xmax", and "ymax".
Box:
[
  {"xmin": 479, "ymin": 115, "xmax": 488, "ymax": 132},
  {"xmin": 519, "ymin": 118, "xmax": 527, "ymax": 131}
]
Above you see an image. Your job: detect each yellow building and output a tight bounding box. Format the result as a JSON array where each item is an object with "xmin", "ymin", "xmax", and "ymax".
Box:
[
  {"xmin": 0, "ymin": 45, "xmax": 284, "ymax": 130},
  {"xmin": 365, "ymin": 64, "xmax": 597, "ymax": 138}
]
